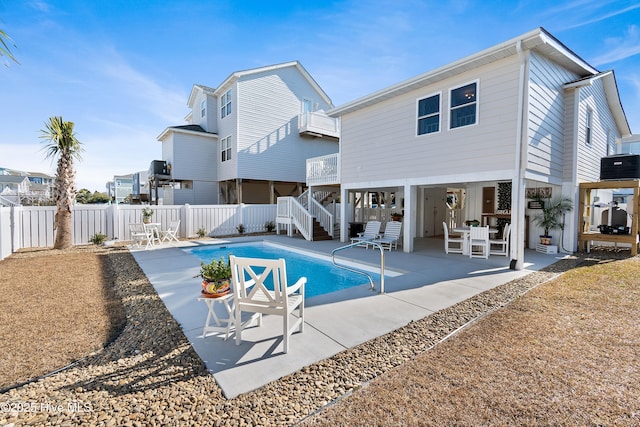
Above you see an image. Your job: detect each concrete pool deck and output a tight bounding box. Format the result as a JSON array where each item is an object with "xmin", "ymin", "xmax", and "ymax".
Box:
[{"xmin": 131, "ymin": 235, "xmax": 566, "ymax": 398}]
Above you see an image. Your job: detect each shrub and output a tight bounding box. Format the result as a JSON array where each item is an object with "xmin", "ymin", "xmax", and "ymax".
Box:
[
  {"xmin": 265, "ymin": 221, "xmax": 276, "ymax": 232},
  {"xmin": 89, "ymin": 232, "xmax": 108, "ymax": 245},
  {"xmin": 196, "ymin": 226, "xmax": 207, "ymax": 237},
  {"xmin": 236, "ymin": 224, "xmax": 245, "ymax": 234}
]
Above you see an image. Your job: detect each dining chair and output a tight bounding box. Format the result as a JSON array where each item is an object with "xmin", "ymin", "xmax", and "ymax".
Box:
[
  {"xmin": 469, "ymin": 225, "xmax": 490, "ymax": 259},
  {"xmin": 443, "ymin": 222, "xmax": 464, "ymax": 254},
  {"xmin": 489, "ymin": 223, "xmax": 510, "ymax": 257}
]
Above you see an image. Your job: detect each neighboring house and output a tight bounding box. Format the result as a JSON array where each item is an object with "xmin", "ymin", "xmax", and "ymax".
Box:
[
  {"xmin": 108, "ymin": 174, "xmax": 134, "ymax": 204},
  {"xmin": 315, "ymin": 27, "xmax": 635, "ymax": 268},
  {"xmin": 156, "ymin": 61, "xmax": 340, "ymax": 205},
  {"xmin": 0, "ymin": 168, "xmax": 55, "ymax": 205}
]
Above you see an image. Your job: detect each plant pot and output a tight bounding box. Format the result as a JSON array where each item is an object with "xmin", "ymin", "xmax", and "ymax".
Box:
[
  {"xmin": 539, "ymin": 236, "xmax": 552, "ymax": 245},
  {"xmin": 202, "ymin": 279, "xmax": 231, "ymax": 297}
]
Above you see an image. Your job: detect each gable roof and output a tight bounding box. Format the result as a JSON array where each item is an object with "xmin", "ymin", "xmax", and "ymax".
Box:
[
  {"xmin": 564, "ymin": 71, "xmax": 631, "ymax": 138},
  {"xmin": 187, "ymin": 61, "xmax": 333, "ymax": 108},
  {"xmin": 328, "ymin": 27, "xmax": 600, "ymax": 117},
  {"xmin": 0, "ymin": 175, "xmax": 29, "ymax": 184},
  {"xmin": 156, "ymin": 124, "xmax": 218, "ymax": 141}
]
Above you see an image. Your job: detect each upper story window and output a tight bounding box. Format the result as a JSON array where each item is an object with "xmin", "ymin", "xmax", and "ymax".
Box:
[
  {"xmin": 450, "ymin": 82, "xmax": 477, "ymax": 129},
  {"xmin": 585, "ymin": 108, "xmax": 593, "ymax": 145},
  {"xmin": 221, "ymin": 136, "xmax": 232, "ymax": 162},
  {"xmin": 302, "ymin": 99, "xmax": 313, "ymax": 113},
  {"xmin": 220, "ymin": 89, "xmax": 232, "ymax": 119},
  {"xmin": 417, "ymin": 93, "xmax": 441, "ymax": 135},
  {"xmin": 200, "ymin": 99, "xmax": 206, "ymax": 117}
]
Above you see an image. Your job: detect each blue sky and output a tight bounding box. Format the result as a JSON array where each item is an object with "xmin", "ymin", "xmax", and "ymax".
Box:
[{"xmin": 1, "ymin": 0, "xmax": 639, "ymax": 192}]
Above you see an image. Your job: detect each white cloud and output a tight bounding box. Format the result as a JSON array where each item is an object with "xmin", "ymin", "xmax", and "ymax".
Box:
[{"xmin": 592, "ymin": 25, "xmax": 640, "ymax": 66}]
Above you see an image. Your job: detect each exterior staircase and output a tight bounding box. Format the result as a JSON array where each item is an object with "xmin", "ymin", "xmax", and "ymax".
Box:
[
  {"xmin": 276, "ymin": 190, "xmax": 335, "ymax": 241},
  {"xmin": 312, "ymin": 218, "xmax": 332, "ymax": 241}
]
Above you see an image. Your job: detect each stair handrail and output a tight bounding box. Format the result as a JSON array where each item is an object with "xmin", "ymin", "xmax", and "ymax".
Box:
[
  {"xmin": 331, "ymin": 241, "xmax": 385, "ymax": 293},
  {"xmin": 287, "ymin": 196, "xmax": 313, "ymax": 241},
  {"xmin": 309, "ymin": 197, "xmax": 334, "ymax": 238}
]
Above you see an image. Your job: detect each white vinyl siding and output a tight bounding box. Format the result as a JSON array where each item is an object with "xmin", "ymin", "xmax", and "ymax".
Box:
[
  {"xmin": 339, "ymin": 56, "xmax": 520, "ymax": 185},
  {"xmin": 161, "ymin": 132, "xmax": 217, "ymax": 182},
  {"xmin": 233, "ymin": 66, "xmax": 336, "ymax": 182},
  {"xmin": 526, "ymin": 52, "xmax": 579, "ymax": 182},
  {"xmin": 575, "ymin": 79, "xmax": 622, "ymax": 182}
]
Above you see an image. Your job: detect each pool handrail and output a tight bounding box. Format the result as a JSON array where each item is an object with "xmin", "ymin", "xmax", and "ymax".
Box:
[{"xmin": 331, "ymin": 240, "xmax": 385, "ymax": 293}]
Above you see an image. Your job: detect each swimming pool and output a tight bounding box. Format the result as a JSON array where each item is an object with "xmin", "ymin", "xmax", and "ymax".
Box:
[{"xmin": 184, "ymin": 241, "xmax": 395, "ymax": 298}]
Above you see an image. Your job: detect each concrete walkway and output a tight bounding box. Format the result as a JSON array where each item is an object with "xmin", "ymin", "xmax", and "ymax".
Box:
[{"xmin": 131, "ymin": 235, "xmax": 564, "ymax": 398}]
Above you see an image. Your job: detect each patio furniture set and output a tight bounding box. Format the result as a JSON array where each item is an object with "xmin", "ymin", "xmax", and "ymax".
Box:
[
  {"xmin": 443, "ymin": 222, "xmax": 510, "ymax": 259},
  {"xmin": 129, "ymin": 220, "xmax": 180, "ymax": 250},
  {"xmin": 198, "ymin": 255, "xmax": 306, "ymax": 354}
]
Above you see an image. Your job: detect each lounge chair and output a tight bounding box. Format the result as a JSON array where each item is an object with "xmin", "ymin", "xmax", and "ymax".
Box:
[
  {"xmin": 377, "ymin": 221, "xmax": 402, "ymax": 250},
  {"xmin": 351, "ymin": 221, "xmax": 381, "ymax": 248},
  {"xmin": 230, "ymin": 255, "xmax": 306, "ymax": 354}
]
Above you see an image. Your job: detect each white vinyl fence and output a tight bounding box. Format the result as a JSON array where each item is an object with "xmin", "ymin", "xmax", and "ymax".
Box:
[{"xmin": 0, "ymin": 203, "xmax": 277, "ymax": 260}]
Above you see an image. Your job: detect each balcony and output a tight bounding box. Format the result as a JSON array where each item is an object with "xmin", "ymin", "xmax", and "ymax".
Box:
[
  {"xmin": 299, "ymin": 111, "xmax": 340, "ymax": 140},
  {"xmin": 306, "ymin": 153, "xmax": 340, "ymax": 186}
]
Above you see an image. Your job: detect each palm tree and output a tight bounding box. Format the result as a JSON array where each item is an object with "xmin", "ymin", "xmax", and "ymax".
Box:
[
  {"xmin": 40, "ymin": 117, "xmax": 83, "ymax": 249},
  {"xmin": 0, "ymin": 29, "xmax": 19, "ymax": 64}
]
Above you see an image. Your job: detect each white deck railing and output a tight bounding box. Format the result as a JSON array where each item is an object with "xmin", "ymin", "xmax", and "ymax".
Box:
[
  {"xmin": 306, "ymin": 153, "xmax": 340, "ymax": 186},
  {"xmin": 276, "ymin": 197, "xmax": 313, "ymax": 241},
  {"xmin": 298, "ymin": 111, "xmax": 340, "ymax": 139}
]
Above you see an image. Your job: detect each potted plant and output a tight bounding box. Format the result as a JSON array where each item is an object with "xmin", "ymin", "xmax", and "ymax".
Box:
[
  {"xmin": 531, "ymin": 195, "xmax": 573, "ymax": 245},
  {"xmin": 142, "ymin": 207, "xmax": 154, "ymax": 224},
  {"xmin": 391, "ymin": 212, "xmax": 402, "ymax": 221},
  {"xmin": 197, "ymin": 256, "xmax": 232, "ymax": 297}
]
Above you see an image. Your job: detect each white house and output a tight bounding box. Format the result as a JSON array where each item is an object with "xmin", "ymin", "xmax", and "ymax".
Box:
[
  {"xmin": 317, "ymin": 27, "xmax": 634, "ymax": 268},
  {"xmin": 156, "ymin": 61, "xmax": 340, "ymax": 205}
]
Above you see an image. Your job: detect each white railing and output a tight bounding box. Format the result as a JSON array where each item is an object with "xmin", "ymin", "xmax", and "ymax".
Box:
[
  {"xmin": 0, "ymin": 203, "xmax": 278, "ymax": 260},
  {"xmin": 309, "ymin": 197, "xmax": 334, "ymax": 238},
  {"xmin": 298, "ymin": 111, "xmax": 340, "ymax": 139},
  {"xmin": 306, "ymin": 153, "xmax": 340, "ymax": 186},
  {"xmin": 276, "ymin": 197, "xmax": 313, "ymax": 241}
]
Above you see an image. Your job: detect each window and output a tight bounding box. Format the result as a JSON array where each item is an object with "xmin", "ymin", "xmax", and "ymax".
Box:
[
  {"xmin": 585, "ymin": 108, "xmax": 593, "ymax": 145},
  {"xmin": 220, "ymin": 89, "xmax": 232, "ymax": 118},
  {"xmin": 417, "ymin": 94, "xmax": 440, "ymax": 135},
  {"xmin": 302, "ymin": 99, "xmax": 312, "ymax": 113},
  {"xmin": 200, "ymin": 99, "xmax": 206, "ymax": 117},
  {"xmin": 450, "ymin": 82, "xmax": 477, "ymax": 129},
  {"xmin": 221, "ymin": 136, "xmax": 232, "ymax": 162}
]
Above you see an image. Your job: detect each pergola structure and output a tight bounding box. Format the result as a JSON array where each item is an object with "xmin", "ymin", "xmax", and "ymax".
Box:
[{"xmin": 578, "ymin": 180, "xmax": 640, "ymax": 256}]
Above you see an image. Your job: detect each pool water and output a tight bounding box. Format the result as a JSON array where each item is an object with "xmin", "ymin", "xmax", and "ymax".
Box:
[{"xmin": 184, "ymin": 242, "xmax": 385, "ymax": 298}]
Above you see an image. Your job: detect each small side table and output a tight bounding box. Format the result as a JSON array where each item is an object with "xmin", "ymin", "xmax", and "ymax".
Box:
[{"xmin": 198, "ymin": 293, "xmax": 260, "ymax": 340}]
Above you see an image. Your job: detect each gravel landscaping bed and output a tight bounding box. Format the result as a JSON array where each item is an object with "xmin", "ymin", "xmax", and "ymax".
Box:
[{"xmin": 0, "ymin": 244, "xmax": 635, "ymax": 426}]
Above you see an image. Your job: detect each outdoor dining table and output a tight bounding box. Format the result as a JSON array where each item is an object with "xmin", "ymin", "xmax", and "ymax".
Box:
[{"xmin": 452, "ymin": 226, "xmax": 498, "ymax": 255}]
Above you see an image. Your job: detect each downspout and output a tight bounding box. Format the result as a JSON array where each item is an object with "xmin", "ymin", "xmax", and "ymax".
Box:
[{"xmin": 511, "ymin": 40, "xmax": 528, "ymax": 270}]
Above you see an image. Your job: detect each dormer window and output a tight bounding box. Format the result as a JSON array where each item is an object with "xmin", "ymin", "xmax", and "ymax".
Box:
[
  {"xmin": 221, "ymin": 89, "xmax": 232, "ymax": 119},
  {"xmin": 450, "ymin": 82, "xmax": 477, "ymax": 129},
  {"xmin": 200, "ymin": 99, "xmax": 206, "ymax": 117}
]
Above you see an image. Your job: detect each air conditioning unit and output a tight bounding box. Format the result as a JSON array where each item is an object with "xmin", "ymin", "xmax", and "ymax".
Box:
[{"xmin": 600, "ymin": 154, "xmax": 640, "ymax": 180}]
